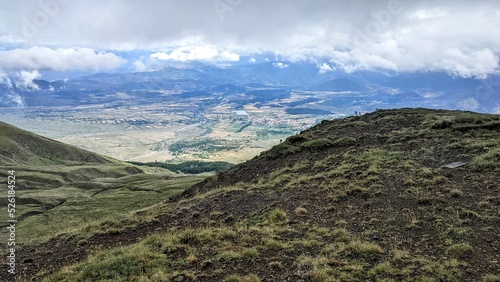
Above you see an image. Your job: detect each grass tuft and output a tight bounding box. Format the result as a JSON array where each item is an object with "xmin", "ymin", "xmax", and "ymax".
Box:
[
  {"xmin": 268, "ymin": 208, "xmax": 288, "ymax": 223},
  {"xmin": 484, "ymin": 274, "xmax": 500, "ymax": 282},
  {"xmin": 446, "ymin": 243, "xmax": 473, "ymax": 258}
]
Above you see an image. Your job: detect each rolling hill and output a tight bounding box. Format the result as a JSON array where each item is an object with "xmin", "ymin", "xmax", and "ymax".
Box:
[
  {"xmin": 2, "ymin": 108, "xmax": 500, "ymax": 281},
  {"xmin": 0, "ymin": 122, "xmax": 204, "ymax": 251},
  {"xmin": 0, "ymin": 121, "xmax": 111, "ymax": 165}
]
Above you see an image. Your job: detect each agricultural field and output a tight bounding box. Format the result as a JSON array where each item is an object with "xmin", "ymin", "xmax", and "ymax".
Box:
[{"xmin": 0, "ymin": 92, "xmax": 340, "ymax": 164}]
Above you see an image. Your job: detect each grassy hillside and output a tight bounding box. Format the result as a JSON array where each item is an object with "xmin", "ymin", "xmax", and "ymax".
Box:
[
  {"xmin": 0, "ymin": 122, "xmax": 204, "ymax": 247},
  {"xmin": 0, "ymin": 121, "xmax": 110, "ymax": 165},
  {"xmin": 4, "ymin": 108, "xmax": 500, "ymax": 281}
]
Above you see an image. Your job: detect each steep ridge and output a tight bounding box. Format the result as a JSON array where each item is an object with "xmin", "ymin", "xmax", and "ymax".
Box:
[{"xmin": 5, "ymin": 108, "xmax": 500, "ymax": 281}]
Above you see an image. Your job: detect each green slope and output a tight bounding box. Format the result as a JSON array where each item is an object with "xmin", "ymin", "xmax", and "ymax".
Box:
[
  {"xmin": 0, "ymin": 121, "xmax": 110, "ymax": 165},
  {"xmin": 0, "ymin": 122, "xmax": 204, "ymax": 246}
]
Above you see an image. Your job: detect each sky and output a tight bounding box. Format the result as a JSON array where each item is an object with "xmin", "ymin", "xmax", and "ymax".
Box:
[{"xmin": 0, "ymin": 0, "xmax": 499, "ymax": 79}]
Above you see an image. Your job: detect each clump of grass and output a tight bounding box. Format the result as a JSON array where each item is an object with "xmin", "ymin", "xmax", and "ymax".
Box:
[
  {"xmin": 186, "ymin": 253, "xmax": 197, "ymax": 264},
  {"xmin": 263, "ymin": 238, "xmax": 288, "ymax": 250},
  {"xmin": 291, "ymin": 160, "xmax": 310, "ymax": 171},
  {"xmin": 332, "ymin": 137, "xmax": 357, "ymax": 146},
  {"xmin": 366, "ymin": 165, "xmax": 380, "ymax": 175},
  {"xmin": 224, "ymin": 274, "xmax": 244, "ymax": 282},
  {"xmin": 215, "ymin": 251, "xmax": 243, "ymax": 262},
  {"xmin": 346, "ymin": 184, "xmax": 369, "ymax": 197},
  {"xmin": 470, "ymin": 148, "xmax": 500, "ymax": 171},
  {"xmin": 449, "ymin": 189, "xmax": 464, "ymax": 198},
  {"xmin": 224, "ymin": 274, "xmax": 261, "ymax": 282},
  {"xmin": 328, "ymin": 163, "xmax": 355, "ymax": 177},
  {"xmin": 477, "ymin": 200, "xmax": 491, "ymax": 208},
  {"xmin": 83, "ymin": 218, "xmax": 128, "ymax": 235},
  {"xmin": 332, "ymin": 228, "xmax": 351, "ymax": 243},
  {"xmin": 368, "ymin": 261, "xmax": 397, "ymax": 277},
  {"xmin": 295, "ymin": 206, "xmax": 308, "ymax": 215},
  {"xmin": 391, "ymin": 249, "xmax": 409, "ymax": 262},
  {"xmin": 178, "ymin": 229, "xmax": 211, "ymax": 245},
  {"xmin": 455, "ymin": 114, "xmax": 479, "ymax": 124},
  {"xmin": 265, "ymin": 169, "xmax": 293, "ymax": 186},
  {"xmin": 446, "ymin": 243, "xmax": 473, "ymax": 258},
  {"xmin": 241, "ymin": 248, "xmax": 259, "ymax": 259},
  {"xmin": 149, "ymin": 270, "xmax": 169, "ymax": 281},
  {"xmin": 363, "ymin": 175, "xmax": 381, "ymax": 186},
  {"xmin": 340, "ymin": 239, "xmax": 383, "ymax": 258},
  {"xmin": 214, "ymin": 227, "xmax": 238, "ymax": 240},
  {"xmin": 310, "ymin": 268, "xmax": 331, "ymax": 280},
  {"xmin": 336, "ymin": 220, "xmax": 348, "ymax": 228},
  {"xmin": 444, "ymin": 226, "xmax": 470, "ymax": 242},
  {"xmin": 369, "ymin": 183, "xmax": 385, "ymax": 193},
  {"xmin": 268, "ymin": 261, "xmax": 284, "ymax": 269},
  {"xmin": 483, "ymin": 274, "xmax": 500, "ymax": 282},
  {"xmin": 266, "ymin": 144, "xmax": 300, "ymax": 159},
  {"xmin": 431, "ymin": 117, "xmax": 454, "ymax": 129},
  {"xmin": 301, "ymin": 138, "xmax": 334, "ymax": 150},
  {"xmin": 416, "ymin": 167, "xmax": 434, "ymax": 177},
  {"xmin": 459, "ymin": 209, "xmax": 480, "ymax": 219},
  {"xmin": 431, "ymin": 175, "xmax": 448, "ymax": 184},
  {"xmin": 286, "ymin": 135, "xmax": 309, "ymax": 145},
  {"xmin": 268, "ymin": 208, "xmax": 288, "ymax": 223},
  {"xmin": 292, "ymin": 237, "xmax": 320, "ymax": 248},
  {"xmin": 286, "ymin": 175, "xmax": 313, "ymax": 188}
]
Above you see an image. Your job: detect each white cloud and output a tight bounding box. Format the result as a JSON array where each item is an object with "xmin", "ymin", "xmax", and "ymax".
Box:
[
  {"xmin": 0, "ymin": 47, "xmax": 126, "ymax": 71},
  {"xmin": 438, "ymin": 48, "xmax": 499, "ymax": 79},
  {"xmin": 273, "ymin": 62, "xmax": 289, "ymax": 69},
  {"xmin": 458, "ymin": 98, "xmax": 480, "ymax": 111},
  {"xmin": 132, "ymin": 60, "xmax": 147, "ymax": 72},
  {"xmin": 151, "ymin": 45, "xmax": 239, "ymax": 62},
  {"xmin": 326, "ymin": 42, "xmax": 499, "ymax": 78},
  {"xmin": 0, "ymin": 69, "xmax": 10, "ymax": 85},
  {"xmin": 16, "ymin": 70, "xmax": 41, "ymax": 90},
  {"xmin": 0, "ymin": 69, "xmax": 25, "ymax": 107},
  {"xmin": 410, "ymin": 8, "xmax": 450, "ymax": 20},
  {"xmin": 8, "ymin": 93, "xmax": 25, "ymax": 107},
  {"xmin": 248, "ymin": 57, "xmax": 257, "ymax": 63},
  {"xmin": 221, "ymin": 51, "xmax": 240, "ymax": 61},
  {"xmin": 318, "ymin": 63, "xmax": 334, "ymax": 74},
  {"xmin": 0, "ymin": 1, "xmax": 499, "ymax": 77}
]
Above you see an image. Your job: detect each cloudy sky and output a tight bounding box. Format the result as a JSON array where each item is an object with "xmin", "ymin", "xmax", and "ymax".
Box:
[{"xmin": 0, "ymin": 0, "xmax": 499, "ymax": 78}]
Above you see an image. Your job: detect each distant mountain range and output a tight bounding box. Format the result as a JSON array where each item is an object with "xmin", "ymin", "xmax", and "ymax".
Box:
[{"xmin": 1, "ymin": 61, "xmax": 499, "ymax": 113}]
